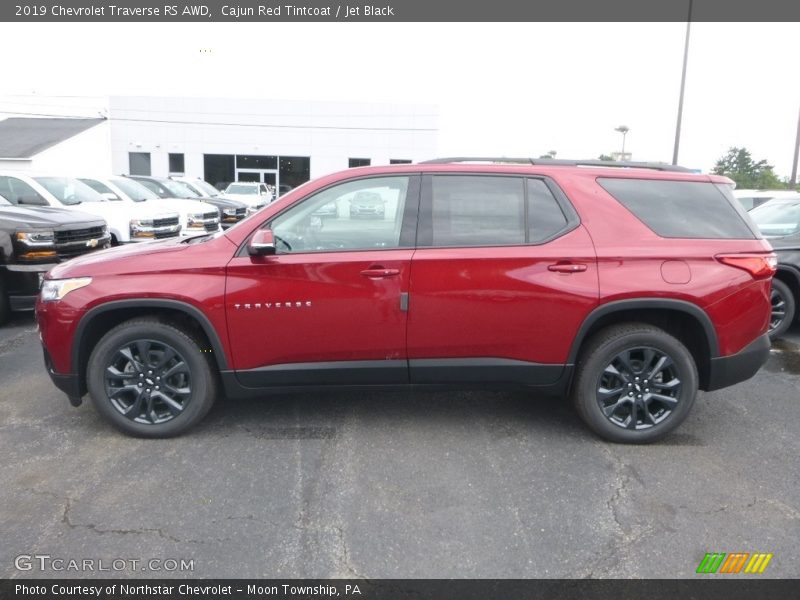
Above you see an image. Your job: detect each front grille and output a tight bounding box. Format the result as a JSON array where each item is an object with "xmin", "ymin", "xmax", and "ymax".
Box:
[
  {"xmin": 204, "ymin": 221, "xmax": 218, "ymax": 232},
  {"xmin": 155, "ymin": 230, "xmax": 180, "ymax": 239},
  {"xmin": 54, "ymin": 226, "xmax": 108, "ymax": 260},
  {"xmin": 153, "ymin": 216, "xmax": 180, "ymax": 228},
  {"xmin": 203, "ymin": 212, "xmax": 217, "ymax": 220},
  {"xmin": 236, "ymin": 207, "xmax": 246, "ymax": 216},
  {"xmin": 54, "ymin": 226, "xmax": 105, "ymax": 244}
]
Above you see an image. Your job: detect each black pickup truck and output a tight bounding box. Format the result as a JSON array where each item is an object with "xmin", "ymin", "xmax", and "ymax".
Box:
[{"xmin": 0, "ymin": 194, "xmax": 110, "ymax": 324}]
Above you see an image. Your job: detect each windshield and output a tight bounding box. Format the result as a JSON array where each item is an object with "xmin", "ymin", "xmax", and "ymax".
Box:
[
  {"xmin": 188, "ymin": 179, "xmax": 220, "ymax": 197},
  {"xmin": 163, "ymin": 180, "xmax": 199, "ymax": 198},
  {"xmin": 225, "ymin": 183, "xmax": 258, "ymax": 195},
  {"xmin": 112, "ymin": 177, "xmax": 159, "ymax": 202},
  {"xmin": 34, "ymin": 177, "xmax": 105, "ymax": 205},
  {"xmin": 751, "ymin": 200, "xmax": 800, "ymax": 237}
]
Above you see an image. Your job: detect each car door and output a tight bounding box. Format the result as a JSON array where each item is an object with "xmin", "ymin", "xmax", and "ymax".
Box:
[
  {"xmin": 407, "ymin": 174, "xmax": 599, "ymax": 385},
  {"xmin": 225, "ymin": 174, "xmax": 420, "ymax": 387}
]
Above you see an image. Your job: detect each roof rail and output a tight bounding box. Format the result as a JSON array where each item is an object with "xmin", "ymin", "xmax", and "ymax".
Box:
[{"xmin": 418, "ymin": 157, "xmax": 694, "ymax": 173}]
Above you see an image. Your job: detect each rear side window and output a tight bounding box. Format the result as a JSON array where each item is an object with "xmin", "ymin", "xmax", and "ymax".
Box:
[
  {"xmin": 597, "ymin": 178, "xmax": 756, "ymax": 239},
  {"xmin": 421, "ymin": 175, "xmax": 575, "ymax": 247},
  {"xmin": 431, "ymin": 176, "xmax": 525, "ymax": 246}
]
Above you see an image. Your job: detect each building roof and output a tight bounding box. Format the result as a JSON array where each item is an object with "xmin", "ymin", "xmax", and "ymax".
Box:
[{"xmin": 0, "ymin": 117, "xmax": 105, "ymax": 159}]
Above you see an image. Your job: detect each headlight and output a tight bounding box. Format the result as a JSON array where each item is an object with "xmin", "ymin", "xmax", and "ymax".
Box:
[
  {"xmin": 16, "ymin": 230, "xmax": 55, "ymax": 245},
  {"xmin": 130, "ymin": 219, "xmax": 154, "ymax": 227},
  {"xmin": 40, "ymin": 277, "xmax": 92, "ymax": 302},
  {"xmin": 222, "ymin": 208, "xmax": 237, "ymax": 216}
]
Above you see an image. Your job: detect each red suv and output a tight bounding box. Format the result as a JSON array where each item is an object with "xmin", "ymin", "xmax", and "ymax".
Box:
[{"xmin": 36, "ymin": 159, "xmax": 776, "ymax": 443}]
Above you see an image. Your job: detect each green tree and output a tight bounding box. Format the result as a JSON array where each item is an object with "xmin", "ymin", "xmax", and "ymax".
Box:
[
  {"xmin": 712, "ymin": 147, "xmax": 785, "ymax": 189},
  {"xmin": 598, "ymin": 154, "xmax": 615, "ymax": 161}
]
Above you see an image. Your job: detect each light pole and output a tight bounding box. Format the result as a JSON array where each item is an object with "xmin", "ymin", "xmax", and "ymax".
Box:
[
  {"xmin": 615, "ymin": 125, "xmax": 629, "ymax": 155},
  {"xmin": 673, "ymin": 0, "xmax": 693, "ymax": 165}
]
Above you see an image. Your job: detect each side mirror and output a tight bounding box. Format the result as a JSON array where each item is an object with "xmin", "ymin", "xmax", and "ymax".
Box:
[
  {"xmin": 248, "ymin": 229, "xmax": 276, "ymax": 256},
  {"xmin": 101, "ymin": 192, "xmax": 120, "ymax": 201}
]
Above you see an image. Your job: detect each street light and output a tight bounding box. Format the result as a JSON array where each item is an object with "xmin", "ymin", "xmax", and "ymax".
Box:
[
  {"xmin": 615, "ymin": 125, "xmax": 629, "ymax": 155},
  {"xmin": 673, "ymin": 0, "xmax": 693, "ymax": 165}
]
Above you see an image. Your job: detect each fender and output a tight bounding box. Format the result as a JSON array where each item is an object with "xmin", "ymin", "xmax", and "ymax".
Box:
[
  {"xmin": 72, "ymin": 298, "xmax": 230, "ymax": 373},
  {"xmin": 567, "ymin": 298, "xmax": 720, "ymax": 364}
]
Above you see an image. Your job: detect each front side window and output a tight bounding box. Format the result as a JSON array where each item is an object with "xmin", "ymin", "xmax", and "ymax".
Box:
[
  {"xmin": 268, "ymin": 176, "xmax": 410, "ymax": 253},
  {"xmin": 112, "ymin": 178, "xmax": 159, "ymax": 202},
  {"xmin": 33, "ymin": 177, "xmax": 105, "ymax": 205},
  {"xmin": 80, "ymin": 178, "xmax": 120, "ymax": 200},
  {"xmin": 0, "ymin": 176, "xmax": 48, "ymax": 206}
]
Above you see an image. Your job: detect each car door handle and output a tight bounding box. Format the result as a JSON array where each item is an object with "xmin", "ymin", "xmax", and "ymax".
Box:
[
  {"xmin": 548, "ymin": 262, "xmax": 588, "ymax": 273},
  {"xmin": 361, "ymin": 268, "xmax": 400, "ymax": 278}
]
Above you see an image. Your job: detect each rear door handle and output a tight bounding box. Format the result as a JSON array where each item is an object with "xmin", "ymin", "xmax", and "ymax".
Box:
[
  {"xmin": 361, "ymin": 268, "xmax": 400, "ymax": 278},
  {"xmin": 548, "ymin": 262, "xmax": 588, "ymax": 273}
]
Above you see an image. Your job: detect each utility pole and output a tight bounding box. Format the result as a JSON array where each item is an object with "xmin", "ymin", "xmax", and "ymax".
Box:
[
  {"xmin": 791, "ymin": 104, "xmax": 800, "ymax": 188},
  {"xmin": 673, "ymin": 0, "xmax": 693, "ymax": 165}
]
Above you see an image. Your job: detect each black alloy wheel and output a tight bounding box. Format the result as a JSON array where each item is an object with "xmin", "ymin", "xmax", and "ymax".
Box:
[
  {"xmin": 87, "ymin": 318, "xmax": 216, "ymax": 437},
  {"xmin": 104, "ymin": 339, "xmax": 192, "ymax": 424},
  {"xmin": 769, "ymin": 279, "xmax": 795, "ymax": 340},
  {"xmin": 596, "ymin": 346, "xmax": 681, "ymax": 430},
  {"xmin": 572, "ymin": 323, "xmax": 698, "ymax": 444}
]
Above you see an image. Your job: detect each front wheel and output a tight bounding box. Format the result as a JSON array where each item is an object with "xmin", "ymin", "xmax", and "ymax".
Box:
[
  {"xmin": 87, "ymin": 318, "xmax": 216, "ymax": 437},
  {"xmin": 769, "ymin": 279, "xmax": 795, "ymax": 340},
  {"xmin": 572, "ymin": 323, "xmax": 698, "ymax": 444}
]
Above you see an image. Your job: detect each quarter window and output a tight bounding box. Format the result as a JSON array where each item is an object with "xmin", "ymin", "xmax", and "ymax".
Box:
[
  {"xmin": 268, "ymin": 176, "xmax": 410, "ymax": 253},
  {"xmin": 528, "ymin": 178, "xmax": 568, "ymax": 243}
]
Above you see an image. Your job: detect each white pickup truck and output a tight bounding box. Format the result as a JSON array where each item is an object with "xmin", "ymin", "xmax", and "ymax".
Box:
[
  {"xmin": 78, "ymin": 176, "xmax": 221, "ymax": 236},
  {"xmin": 0, "ymin": 172, "xmax": 181, "ymax": 244}
]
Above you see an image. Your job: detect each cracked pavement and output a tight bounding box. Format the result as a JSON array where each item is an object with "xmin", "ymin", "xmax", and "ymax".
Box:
[{"xmin": 1, "ymin": 314, "xmax": 799, "ymax": 578}]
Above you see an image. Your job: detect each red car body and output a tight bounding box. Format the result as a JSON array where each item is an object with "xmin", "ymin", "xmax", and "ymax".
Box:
[{"xmin": 36, "ymin": 161, "xmax": 775, "ymax": 440}]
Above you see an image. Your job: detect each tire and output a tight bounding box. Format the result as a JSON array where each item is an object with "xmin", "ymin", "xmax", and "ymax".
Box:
[
  {"xmin": 769, "ymin": 279, "xmax": 795, "ymax": 340},
  {"xmin": 571, "ymin": 323, "xmax": 698, "ymax": 444},
  {"xmin": 0, "ymin": 274, "xmax": 10, "ymax": 326},
  {"xmin": 87, "ymin": 318, "xmax": 217, "ymax": 437}
]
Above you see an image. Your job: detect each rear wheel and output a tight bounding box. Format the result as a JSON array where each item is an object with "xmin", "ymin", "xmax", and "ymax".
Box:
[
  {"xmin": 572, "ymin": 323, "xmax": 698, "ymax": 444},
  {"xmin": 769, "ymin": 279, "xmax": 795, "ymax": 340},
  {"xmin": 87, "ymin": 318, "xmax": 216, "ymax": 437}
]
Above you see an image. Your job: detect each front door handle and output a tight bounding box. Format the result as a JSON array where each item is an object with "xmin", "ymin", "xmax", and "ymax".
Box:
[
  {"xmin": 548, "ymin": 262, "xmax": 588, "ymax": 273},
  {"xmin": 361, "ymin": 267, "xmax": 400, "ymax": 278}
]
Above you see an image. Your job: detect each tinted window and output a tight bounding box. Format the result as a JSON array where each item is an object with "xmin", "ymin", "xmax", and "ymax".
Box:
[
  {"xmin": 34, "ymin": 177, "xmax": 105, "ymax": 205},
  {"xmin": 112, "ymin": 178, "xmax": 159, "ymax": 201},
  {"xmin": 528, "ymin": 179, "xmax": 568, "ymax": 243},
  {"xmin": 169, "ymin": 153, "xmax": 185, "ymax": 174},
  {"xmin": 597, "ymin": 178, "xmax": 755, "ymax": 239},
  {"xmin": 269, "ymin": 176, "xmax": 409, "ymax": 253},
  {"xmin": 751, "ymin": 199, "xmax": 800, "ymax": 237},
  {"xmin": 80, "ymin": 178, "xmax": 119, "ymax": 199},
  {"xmin": 129, "ymin": 152, "xmax": 151, "ymax": 176},
  {"xmin": 430, "ymin": 176, "xmax": 525, "ymax": 246},
  {"xmin": 0, "ymin": 176, "xmax": 48, "ymax": 206},
  {"xmin": 349, "ymin": 158, "xmax": 371, "ymax": 168}
]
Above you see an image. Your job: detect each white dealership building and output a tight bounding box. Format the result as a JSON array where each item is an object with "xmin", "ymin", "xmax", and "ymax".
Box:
[{"xmin": 0, "ymin": 95, "xmax": 439, "ymax": 190}]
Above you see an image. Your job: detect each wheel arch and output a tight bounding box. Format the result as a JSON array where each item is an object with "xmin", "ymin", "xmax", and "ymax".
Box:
[
  {"xmin": 72, "ymin": 299, "xmax": 228, "ymax": 396},
  {"xmin": 568, "ymin": 299, "xmax": 719, "ymax": 391},
  {"xmin": 774, "ymin": 264, "xmax": 800, "ymax": 310}
]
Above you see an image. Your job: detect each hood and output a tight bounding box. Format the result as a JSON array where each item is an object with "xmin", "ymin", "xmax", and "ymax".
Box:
[
  {"xmin": 140, "ymin": 198, "xmax": 214, "ymax": 216},
  {"xmin": 47, "ymin": 235, "xmax": 192, "ymax": 279},
  {"xmin": 0, "ymin": 205, "xmax": 106, "ymax": 229},
  {"xmin": 197, "ymin": 196, "xmax": 248, "ymax": 210}
]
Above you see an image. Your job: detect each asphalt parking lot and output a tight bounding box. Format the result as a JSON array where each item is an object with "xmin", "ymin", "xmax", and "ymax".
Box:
[{"xmin": 1, "ymin": 313, "xmax": 798, "ymax": 579}]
